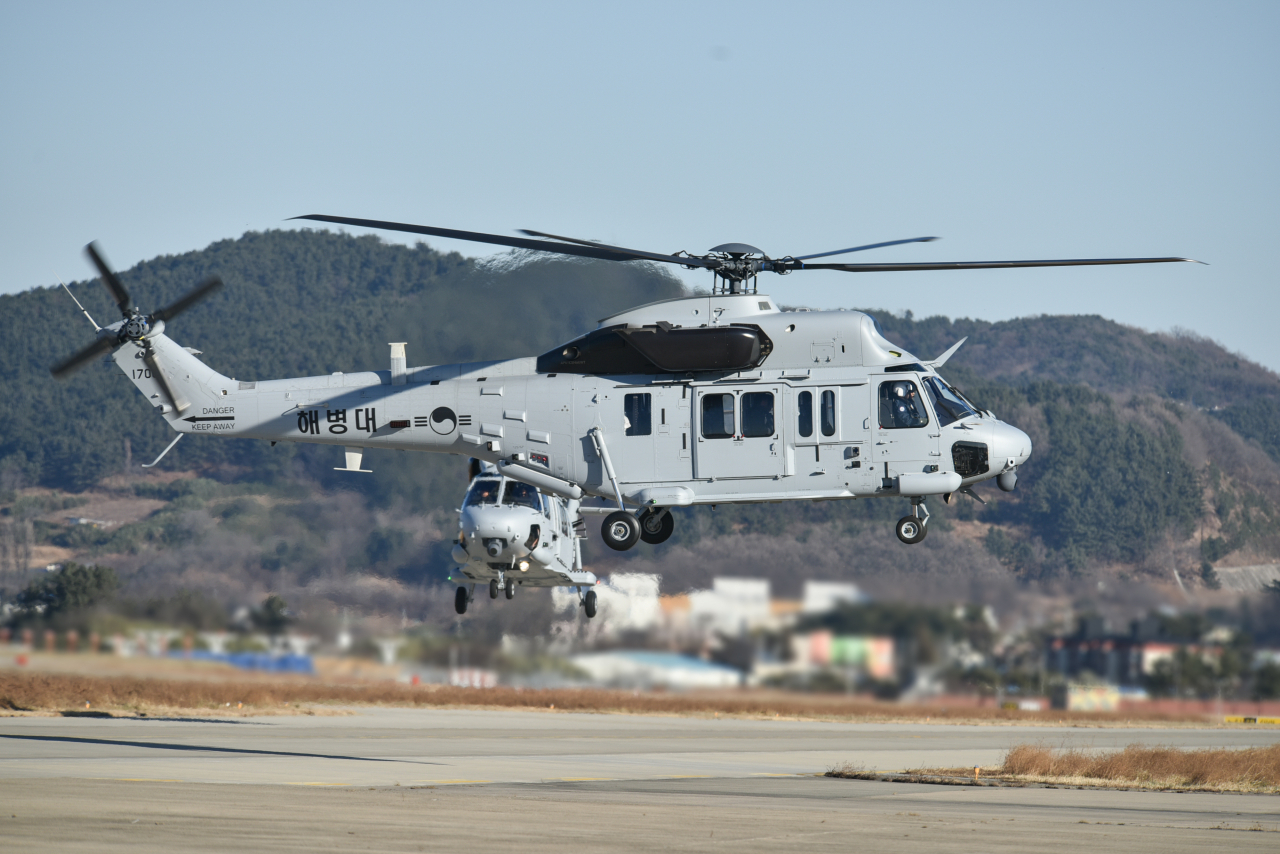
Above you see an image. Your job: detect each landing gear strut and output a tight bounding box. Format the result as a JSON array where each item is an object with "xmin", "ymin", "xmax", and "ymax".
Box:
[{"xmin": 895, "ymin": 497, "xmax": 930, "ymax": 545}]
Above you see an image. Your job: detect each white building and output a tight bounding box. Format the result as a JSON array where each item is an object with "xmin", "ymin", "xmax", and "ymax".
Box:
[
  {"xmin": 801, "ymin": 581, "xmax": 864, "ymax": 614},
  {"xmin": 689, "ymin": 577, "xmax": 771, "ymax": 635}
]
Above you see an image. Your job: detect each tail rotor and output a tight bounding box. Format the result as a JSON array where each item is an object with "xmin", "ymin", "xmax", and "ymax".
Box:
[{"xmin": 50, "ymin": 243, "xmax": 224, "ymax": 413}]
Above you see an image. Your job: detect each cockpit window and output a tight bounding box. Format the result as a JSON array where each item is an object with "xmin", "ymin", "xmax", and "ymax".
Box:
[
  {"xmin": 922, "ymin": 375, "xmax": 979, "ymax": 427},
  {"xmin": 464, "ymin": 479, "xmax": 502, "ymax": 506},
  {"xmin": 878, "ymin": 380, "xmax": 930, "ymax": 429},
  {"xmin": 503, "ymin": 481, "xmax": 541, "ymax": 510}
]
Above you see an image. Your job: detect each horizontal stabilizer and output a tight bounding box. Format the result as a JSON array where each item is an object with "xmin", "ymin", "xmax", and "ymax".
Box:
[{"xmin": 335, "ymin": 446, "xmax": 373, "ymax": 473}]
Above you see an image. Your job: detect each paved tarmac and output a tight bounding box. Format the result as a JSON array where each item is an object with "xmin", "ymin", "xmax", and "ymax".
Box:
[{"xmin": 1, "ymin": 708, "xmax": 1277, "ymax": 852}]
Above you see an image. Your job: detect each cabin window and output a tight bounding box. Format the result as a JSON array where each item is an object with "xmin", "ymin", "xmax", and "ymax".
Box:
[
  {"xmin": 701, "ymin": 393, "xmax": 735, "ymax": 439},
  {"xmin": 922, "ymin": 375, "xmax": 978, "ymax": 427},
  {"xmin": 878, "ymin": 380, "xmax": 930, "ymax": 429},
  {"xmin": 464, "ymin": 479, "xmax": 501, "ymax": 506},
  {"xmin": 742, "ymin": 392, "xmax": 775, "ymax": 438},
  {"xmin": 624, "ymin": 393, "xmax": 652, "ymax": 436},
  {"xmin": 821, "ymin": 390, "xmax": 837, "ymax": 437},
  {"xmin": 502, "ymin": 481, "xmax": 540, "ymax": 510},
  {"xmin": 797, "ymin": 391, "xmax": 813, "ymax": 438}
]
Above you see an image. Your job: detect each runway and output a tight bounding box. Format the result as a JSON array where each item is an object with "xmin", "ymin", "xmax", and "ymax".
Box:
[{"xmin": 2, "ymin": 708, "xmax": 1277, "ymax": 851}]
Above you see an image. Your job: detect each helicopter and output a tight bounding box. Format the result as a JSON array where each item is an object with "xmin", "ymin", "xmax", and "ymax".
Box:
[
  {"xmin": 50, "ymin": 220, "xmax": 1197, "ymax": 552},
  {"xmin": 450, "ymin": 459, "xmax": 600, "ymax": 617}
]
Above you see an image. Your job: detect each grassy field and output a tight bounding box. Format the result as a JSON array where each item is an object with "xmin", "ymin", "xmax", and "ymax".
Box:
[
  {"xmin": 0, "ymin": 670, "xmax": 1236, "ymax": 725},
  {"xmin": 830, "ymin": 742, "xmax": 1280, "ymax": 793},
  {"xmin": 996, "ymin": 742, "xmax": 1280, "ymax": 792}
]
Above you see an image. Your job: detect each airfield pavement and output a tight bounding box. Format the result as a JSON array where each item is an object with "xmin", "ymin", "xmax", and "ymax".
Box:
[{"xmin": 1, "ymin": 707, "xmax": 1278, "ymax": 852}]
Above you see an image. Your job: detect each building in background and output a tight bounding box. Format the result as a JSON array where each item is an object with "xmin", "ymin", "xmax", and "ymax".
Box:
[{"xmin": 571, "ymin": 650, "xmax": 742, "ymax": 689}]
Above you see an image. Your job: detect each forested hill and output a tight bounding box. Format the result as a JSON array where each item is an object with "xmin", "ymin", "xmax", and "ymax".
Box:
[{"xmin": 2, "ymin": 229, "xmax": 1278, "ymax": 590}]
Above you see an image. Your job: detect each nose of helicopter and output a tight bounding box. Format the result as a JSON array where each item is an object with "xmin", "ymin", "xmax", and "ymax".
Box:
[
  {"xmin": 990, "ymin": 420, "xmax": 1032, "ymax": 468},
  {"xmin": 461, "ymin": 506, "xmax": 536, "ymax": 557}
]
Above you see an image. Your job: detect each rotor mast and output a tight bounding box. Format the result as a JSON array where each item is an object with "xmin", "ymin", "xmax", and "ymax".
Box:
[{"xmin": 704, "ymin": 243, "xmax": 765, "ymax": 295}]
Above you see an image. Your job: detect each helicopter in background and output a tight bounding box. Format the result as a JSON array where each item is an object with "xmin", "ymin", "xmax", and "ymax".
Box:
[
  {"xmin": 450, "ymin": 459, "xmax": 599, "ymax": 617},
  {"xmin": 50, "ymin": 221, "xmax": 1197, "ymax": 553}
]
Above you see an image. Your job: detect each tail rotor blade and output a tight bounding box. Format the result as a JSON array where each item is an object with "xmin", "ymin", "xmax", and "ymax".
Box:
[
  {"xmin": 151, "ymin": 277, "xmax": 223, "ymax": 323},
  {"xmin": 50, "ymin": 334, "xmax": 118, "ymax": 378},
  {"xmin": 84, "ymin": 242, "xmax": 132, "ymax": 315}
]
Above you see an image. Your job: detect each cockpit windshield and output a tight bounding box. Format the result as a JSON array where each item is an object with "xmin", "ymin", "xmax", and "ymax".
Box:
[
  {"xmin": 463, "ymin": 478, "xmax": 502, "ymax": 507},
  {"xmin": 502, "ymin": 481, "xmax": 542, "ymax": 511},
  {"xmin": 923, "ymin": 375, "xmax": 980, "ymax": 427}
]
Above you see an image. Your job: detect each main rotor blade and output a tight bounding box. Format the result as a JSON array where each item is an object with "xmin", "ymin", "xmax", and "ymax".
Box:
[
  {"xmin": 793, "ymin": 236, "xmax": 939, "ymax": 261},
  {"xmin": 797, "ymin": 257, "xmax": 1202, "ymax": 272},
  {"xmin": 518, "ymin": 229, "xmax": 719, "ymax": 269},
  {"xmin": 292, "ymin": 215, "xmax": 717, "ymax": 269},
  {"xmin": 151, "ymin": 276, "xmax": 223, "ymax": 323},
  {"xmin": 84, "ymin": 242, "xmax": 131, "ymax": 314},
  {"xmin": 50, "ymin": 334, "xmax": 118, "ymax": 378}
]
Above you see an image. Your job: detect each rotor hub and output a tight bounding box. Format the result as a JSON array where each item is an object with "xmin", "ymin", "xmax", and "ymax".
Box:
[
  {"xmin": 707, "ymin": 250, "xmax": 766, "ymax": 293},
  {"xmin": 124, "ymin": 314, "xmax": 151, "ymax": 339}
]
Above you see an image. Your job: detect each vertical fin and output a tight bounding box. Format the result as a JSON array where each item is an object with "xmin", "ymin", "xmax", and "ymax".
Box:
[{"xmin": 144, "ymin": 346, "xmax": 190, "ymax": 413}]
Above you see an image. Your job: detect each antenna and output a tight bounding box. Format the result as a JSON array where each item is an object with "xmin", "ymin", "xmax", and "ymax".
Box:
[{"xmin": 59, "ymin": 280, "xmax": 101, "ymax": 331}]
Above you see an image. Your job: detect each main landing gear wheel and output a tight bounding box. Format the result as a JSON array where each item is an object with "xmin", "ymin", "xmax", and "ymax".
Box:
[
  {"xmin": 489, "ymin": 579, "xmax": 499, "ymax": 599},
  {"xmin": 895, "ymin": 515, "xmax": 927, "ymax": 545},
  {"xmin": 504, "ymin": 578, "xmax": 515, "ymax": 599},
  {"xmin": 454, "ymin": 586, "xmax": 469, "ymax": 615},
  {"xmin": 639, "ymin": 509, "xmax": 674, "ymax": 545},
  {"xmin": 601, "ymin": 511, "xmax": 641, "ymax": 551},
  {"xmin": 584, "ymin": 589, "xmax": 598, "ymax": 619}
]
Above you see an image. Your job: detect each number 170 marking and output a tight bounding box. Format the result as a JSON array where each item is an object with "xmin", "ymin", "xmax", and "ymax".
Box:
[{"xmin": 132, "ymin": 368, "xmax": 152, "ymax": 379}]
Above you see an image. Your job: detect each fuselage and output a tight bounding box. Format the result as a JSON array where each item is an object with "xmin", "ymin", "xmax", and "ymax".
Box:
[{"xmin": 113, "ymin": 292, "xmax": 1031, "ymax": 508}]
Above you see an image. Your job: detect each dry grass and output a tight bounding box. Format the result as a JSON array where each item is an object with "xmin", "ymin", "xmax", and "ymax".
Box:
[
  {"xmin": 0, "ymin": 671, "xmax": 1221, "ymax": 724},
  {"xmin": 999, "ymin": 742, "xmax": 1280, "ymax": 792}
]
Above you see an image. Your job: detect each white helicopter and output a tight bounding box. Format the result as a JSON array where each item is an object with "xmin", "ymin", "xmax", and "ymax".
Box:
[
  {"xmin": 51, "ymin": 223, "xmax": 1196, "ymax": 558},
  {"xmin": 450, "ymin": 459, "xmax": 599, "ymax": 616}
]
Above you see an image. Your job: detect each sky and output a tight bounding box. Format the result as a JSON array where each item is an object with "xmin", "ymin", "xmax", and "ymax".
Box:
[{"xmin": 3, "ymin": 1, "xmax": 1278, "ymax": 371}]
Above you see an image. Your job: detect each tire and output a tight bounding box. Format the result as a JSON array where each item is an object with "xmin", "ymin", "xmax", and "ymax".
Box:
[
  {"xmin": 489, "ymin": 579, "xmax": 499, "ymax": 599},
  {"xmin": 584, "ymin": 589, "xmax": 598, "ymax": 619},
  {"xmin": 454, "ymin": 586, "xmax": 468, "ymax": 615},
  {"xmin": 895, "ymin": 515, "xmax": 927, "ymax": 545},
  {"xmin": 601, "ymin": 511, "xmax": 641, "ymax": 551},
  {"xmin": 504, "ymin": 578, "xmax": 515, "ymax": 600},
  {"xmin": 639, "ymin": 509, "xmax": 674, "ymax": 545}
]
